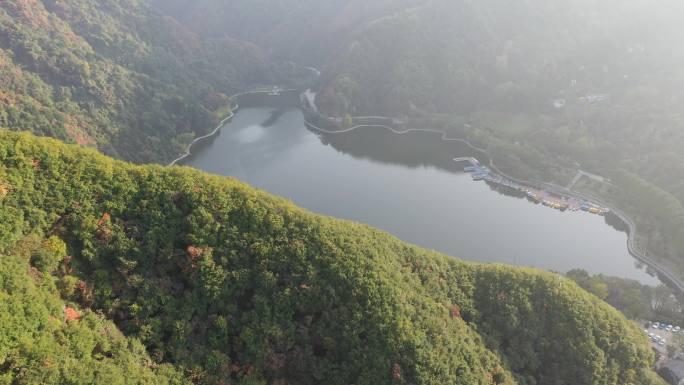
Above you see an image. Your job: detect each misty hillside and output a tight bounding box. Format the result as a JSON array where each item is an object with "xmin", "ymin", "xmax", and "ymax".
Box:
[
  {"xmin": 318, "ymin": 0, "xmax": 684, "ymax": 116},
  {"xmin": 0, "ymin": 0, "xmax": 273, "ymax": 163},
  {"xmin": 148, "ymin": 0, "xmax": 422, "ymax": 63}
]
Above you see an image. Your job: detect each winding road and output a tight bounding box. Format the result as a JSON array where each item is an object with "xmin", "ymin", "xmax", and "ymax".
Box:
[{"xmin": 170, "ymin": 82, "xmax": 684, "ymax": 294}]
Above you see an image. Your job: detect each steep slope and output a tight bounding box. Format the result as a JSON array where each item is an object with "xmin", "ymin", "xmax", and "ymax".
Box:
[
  {"xmin": 0, "ymin": 129, "xmax": 664, "ymax": 385},
  {"xmin": 0, "ymin": 251, "xmax": 187, "ymax": 384},
  {"xmin": 0, "ymin": 0, "xmax": 272, "ymax": 163}
]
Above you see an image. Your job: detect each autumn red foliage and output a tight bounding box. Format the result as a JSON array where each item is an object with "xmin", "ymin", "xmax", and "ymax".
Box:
[
  {"xmin": 64, "ymin": 306, "xmax": 81, "ymax": 322},
  {"xmin": 97, "ymin": 213, "xmax": 111, "ymax": 227}
]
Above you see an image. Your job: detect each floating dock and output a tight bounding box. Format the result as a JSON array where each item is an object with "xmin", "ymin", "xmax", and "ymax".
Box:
[{"xmin": 459, "ymin": 160, "xmax": 609, "ymax": 216}]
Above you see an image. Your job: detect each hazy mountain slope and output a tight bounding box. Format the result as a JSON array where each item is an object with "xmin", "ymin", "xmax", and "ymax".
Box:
[
  {"xmin": 0, "ymin": 0, "xmax": 271, "ymax": 163},
  {"xmin": 319, "ymin": 0, "xmax": 684, "ymax": 116},
  {"xmin": 148, "ymin": 0, "xmax": 423, "ymax": 64},
  {"xmin": 0, "ymin": 129, "xmax": 664, "ymax": 385}
]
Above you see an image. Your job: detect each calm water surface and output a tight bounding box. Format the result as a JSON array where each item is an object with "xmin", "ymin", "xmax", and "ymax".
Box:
[{"xmin": 186, "ymin": 96, "xmax": 658, "ymax": 284}]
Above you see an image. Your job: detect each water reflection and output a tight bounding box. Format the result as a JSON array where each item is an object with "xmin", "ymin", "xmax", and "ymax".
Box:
[
  {"xmin": 185, "ymin": 93, "xmax": 659, "ymax": 285},
  {"xmin": 315, "ymin": 126, "xmax": 485, "ymax": 173}
]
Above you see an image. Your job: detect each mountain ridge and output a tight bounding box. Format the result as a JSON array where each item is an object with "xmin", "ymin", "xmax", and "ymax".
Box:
[{"xmin": 0, "ymin": 129, "xmax": 664, "ymax": 385}]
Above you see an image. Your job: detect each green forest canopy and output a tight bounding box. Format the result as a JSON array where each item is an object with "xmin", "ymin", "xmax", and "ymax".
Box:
[{"xmin": 0, "ymin": 129, "xmax": 666, "ymax": 385}]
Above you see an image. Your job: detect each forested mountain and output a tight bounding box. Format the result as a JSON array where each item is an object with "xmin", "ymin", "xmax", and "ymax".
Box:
[
  {"xmin": 0, "ymin": 0, "xmax": 282, "ymax": 163},
  {"xmin": 0, "ymin": 130, "xmax": 666, "ymax": 384}
]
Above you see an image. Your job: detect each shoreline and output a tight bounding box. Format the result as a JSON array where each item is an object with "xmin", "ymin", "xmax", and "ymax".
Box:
[
  {"xmin": 172, "ymin": 88, "xmax": 683, "ymax": 293},
  {"xmin": 167, "ymin": 88, "xmax": 298, "ymax": 167},
  {"xmin": 167, "ymin": 104, "xmax": 237, "ymax": 167},
  {"xmin": 303, "ymin": 103, "xmax": 684, "ymax": 294}
]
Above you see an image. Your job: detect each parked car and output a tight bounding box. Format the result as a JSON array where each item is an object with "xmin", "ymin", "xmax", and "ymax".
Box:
[
  {"xmin": 658, "ymin": 340, "xmax": 666, "ymax": 346},
  {"xmin": 674, "ymin": 326, "xmax": 681, "ymax": 332},
  {"xmin": 666, "ymin": 325, "xmax": 673, "ymax": 332},
  {"xmin": 653, "ymin": 322, "xmax": 660, "ymax": 329}
]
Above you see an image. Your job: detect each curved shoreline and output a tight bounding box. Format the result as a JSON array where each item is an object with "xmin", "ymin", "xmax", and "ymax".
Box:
[
  {"xmin": 167, "ymin": 88, "xmax": 298, "ymax": 167},
  {"xmin": 172, "ymin": 88, "xmax": 683, "ymax": 293},
  {"xmin": 168, "ymin": 105, "xmax": 237, "ymax": 167},
  {"xmin": 304, "ymin": 111, "xmax": 684, "ymax": 293},
  {"xmin": 305, "ymin": 121, "xmax": 490, "ymax": 154}
]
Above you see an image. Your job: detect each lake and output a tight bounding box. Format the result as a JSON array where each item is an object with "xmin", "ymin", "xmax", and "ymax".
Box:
[{"xmin": 185, "ymin": 93, "xmax": 659, "ymax": 285}]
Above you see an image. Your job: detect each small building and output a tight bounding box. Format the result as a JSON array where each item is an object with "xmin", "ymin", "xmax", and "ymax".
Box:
[{"xmin": 659, "ymin": 358, "xmax": 684, "ymax": 385}]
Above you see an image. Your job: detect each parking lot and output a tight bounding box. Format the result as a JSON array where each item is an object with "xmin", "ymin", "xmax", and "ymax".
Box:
[{"xmin": 645, "ymin": 322, "xmax": 682, "ymax": 355}]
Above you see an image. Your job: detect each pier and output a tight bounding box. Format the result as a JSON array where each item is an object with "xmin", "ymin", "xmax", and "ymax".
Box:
[{"xmin": 457, "ymin": 158, "xmax": 610, "ymax": 215}]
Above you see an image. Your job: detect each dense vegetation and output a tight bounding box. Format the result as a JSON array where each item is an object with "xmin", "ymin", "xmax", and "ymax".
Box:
[
  {"xmin": 0, "ymin": 129, "xmax": 666, "ymax": 384},
  {"xmin": 0, "ymin": 0, "xmax": 307, "ymax": 163},
  {"xmin": 0, "ymin": 251, "xmax": 187, "ymax": 384},
  {"xmin": 566, "ymin": 269, "xmax": 682, "ymax": 323}
]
